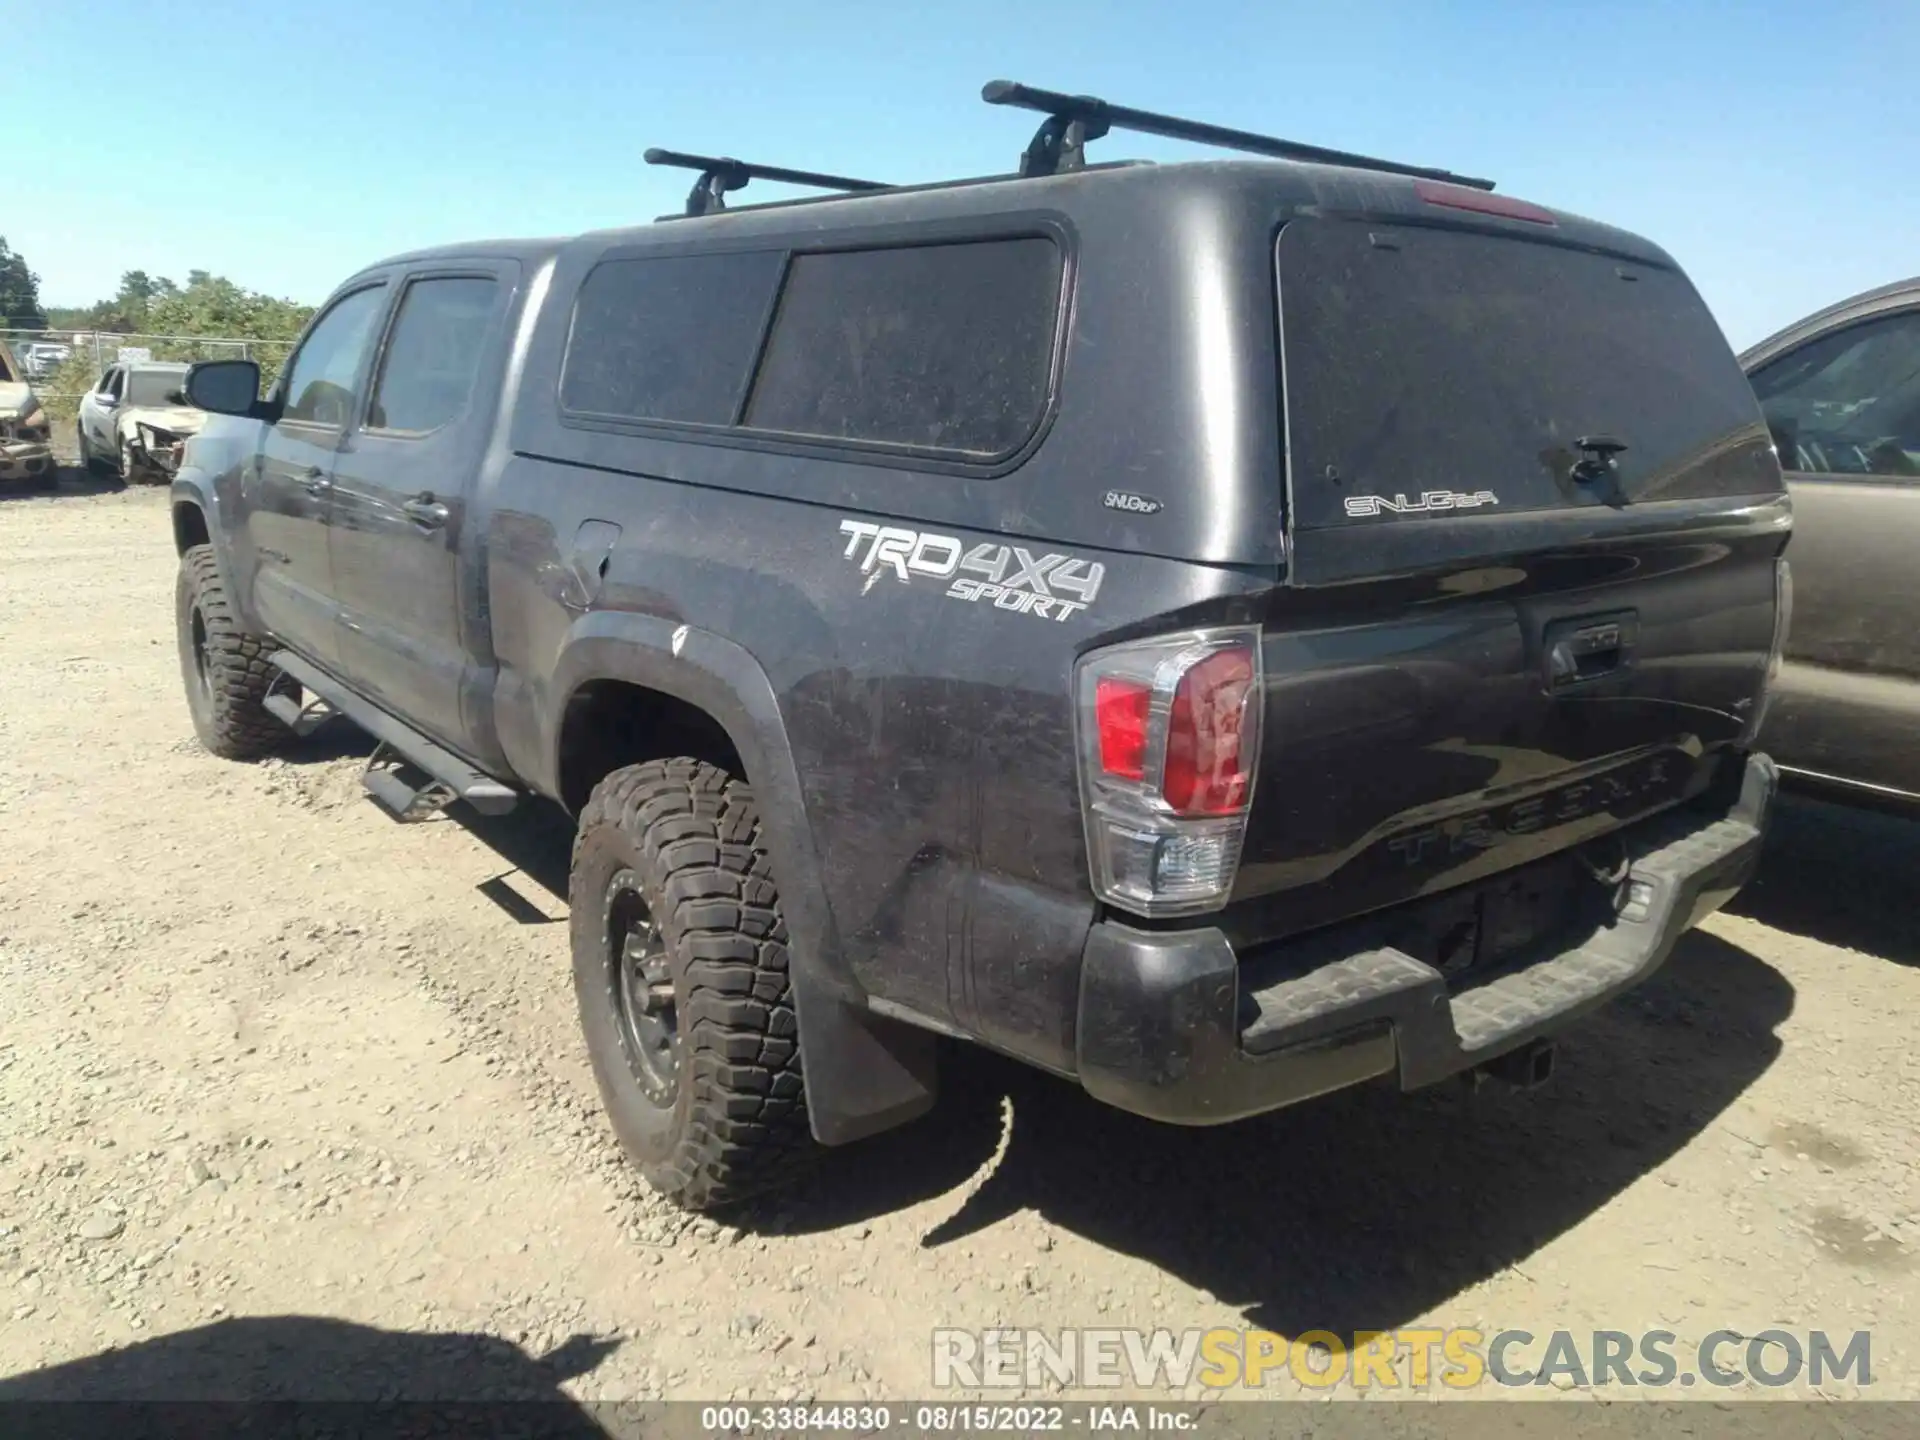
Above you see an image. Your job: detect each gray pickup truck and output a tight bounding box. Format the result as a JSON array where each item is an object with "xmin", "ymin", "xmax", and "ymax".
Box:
[{"xmin": 169, "ymin": 82, "xmax": 1788, "ymax": 1212}]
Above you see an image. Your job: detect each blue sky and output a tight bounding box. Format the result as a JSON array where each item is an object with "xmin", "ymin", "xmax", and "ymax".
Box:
[{"xmin": 10, "ymin": 0, "xmax": 1913, "ymax": 349}]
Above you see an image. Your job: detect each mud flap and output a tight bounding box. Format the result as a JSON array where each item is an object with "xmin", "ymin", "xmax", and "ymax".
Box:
[
  {"xmin": 790, "ymin": 965, "xmax": 939, "ymax": 1146},
  {"xmin": 545, "ymin": 615, "xmax": 942, "ymax": 1147}
]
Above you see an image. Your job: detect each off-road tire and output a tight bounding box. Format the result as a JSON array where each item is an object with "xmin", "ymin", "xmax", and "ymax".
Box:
[
  {"xmin": 570, "ymin": 758, "xmax": 814, "ymax": 1210},
  {"xmin": 176, "ymin": 545, "xmax": 290, "ymax": 760}
]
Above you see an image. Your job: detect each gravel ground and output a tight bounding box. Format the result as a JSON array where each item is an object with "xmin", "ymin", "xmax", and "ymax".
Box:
[{"xmin": 1, "ymin": 474, "xmax": 1916, "ymax": 1406}]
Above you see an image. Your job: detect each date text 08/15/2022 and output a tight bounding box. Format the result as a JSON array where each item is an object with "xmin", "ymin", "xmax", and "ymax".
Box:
[{"xmin": 699, "ymin": 1403, "xmax": 1198, "ymax": 1433}]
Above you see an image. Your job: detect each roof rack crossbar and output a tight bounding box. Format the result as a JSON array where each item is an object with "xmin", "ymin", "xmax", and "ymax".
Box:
[
  {"xmin": 980, "ymin": 80, "xmax": 1496, "ymax": 191},
  {"xmin": 644, "ymin": 148, "xmax": 890, "ymax": 217}
]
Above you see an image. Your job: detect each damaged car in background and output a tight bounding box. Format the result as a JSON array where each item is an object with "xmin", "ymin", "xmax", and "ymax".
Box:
[
  {"xmin": 76, "ymin": 359, "xmax": 208, "ymax": 483},
  {"xmin": 0, "ymin": 339, "xmax": 56, "ymax": 488}
]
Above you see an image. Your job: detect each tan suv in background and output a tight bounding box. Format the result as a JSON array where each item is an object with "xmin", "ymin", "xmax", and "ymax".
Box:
[{"xmin": 1746, "ymin": 276, "xmax": 1920, "ymax": 812}]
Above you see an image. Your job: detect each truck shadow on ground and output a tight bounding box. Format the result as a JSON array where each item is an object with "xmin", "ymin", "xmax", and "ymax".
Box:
[
  {"xmin": 276, "ymin": 723, "xmax": 380, "ymax": 768},
  {"xmin": 432, "ymin": 776, "xmax": 1801, "ymax": 1336},
  {"xmin": 1725, "ymin": 792, "xmax": 1917, "ymax": 967},
  {"xmin": 0, "ymin": 462, "xmax": 128, "ymax": 503},
  {"xmin": 461, "ymin": 798, "xmax": 579, "ymax": 901},
  {"xmin": 783, "ymin": 929, "xmax": 1793, "ymax": 1340},
  {"xmin": 0, "ymin": 1316, "xmax": 620, "ymax": 1436}
]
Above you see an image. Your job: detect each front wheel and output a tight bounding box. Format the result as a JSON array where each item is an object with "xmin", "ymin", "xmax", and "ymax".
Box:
[
  {"xmin": 176, "ymin": 545, "xmax": 292, "ymax": 760},
  {"xmin": 79, "ymin": 425, "xmax": 111, "ymax": 477},
  {"xmin": 569, "ymin": 758, "xmax": 815, "ymax": 1210}
]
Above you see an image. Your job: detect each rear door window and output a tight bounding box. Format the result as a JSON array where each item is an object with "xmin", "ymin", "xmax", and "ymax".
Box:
[
  {"xmin": 743, "ymin": 237, "xmax": 1062, "ymax": 458},
  {"xmin": 367, "ymin": 276, "xmax": 500, "ymax": 433},
  {"xmin": 1277, "ymin": 220, "xmax": 1776, "ymax": 528}
]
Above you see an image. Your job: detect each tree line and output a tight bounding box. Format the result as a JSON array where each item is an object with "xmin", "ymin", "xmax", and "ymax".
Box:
[
  {"xmin": 3, "ymin": 238, "xmax": 315, "ymax": 416},
  {"xmin": 4, "ymin": 237, "xmax": 314, "ymax": 343}
]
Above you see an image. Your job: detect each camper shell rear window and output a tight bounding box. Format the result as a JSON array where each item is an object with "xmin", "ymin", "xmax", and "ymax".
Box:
[{"xmin": 1278, "ymin": 218, "xmax": 1775, "ymax": 528}]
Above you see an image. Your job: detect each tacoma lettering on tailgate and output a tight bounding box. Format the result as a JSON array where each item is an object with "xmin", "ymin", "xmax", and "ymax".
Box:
[{"xmin": 1384, "ymin": 755, "xmax": 1680, "ymax": 870}]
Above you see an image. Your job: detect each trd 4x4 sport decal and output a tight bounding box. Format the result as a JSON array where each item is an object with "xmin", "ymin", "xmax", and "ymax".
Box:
[{"xmin": 838, "ymin": 520, "xmax": 1105, "ymax": 623}]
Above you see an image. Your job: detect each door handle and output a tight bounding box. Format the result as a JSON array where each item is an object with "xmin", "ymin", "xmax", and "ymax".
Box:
[
  {"xmin": 403, "ymin": 495, "xmax": 450, "ymax": 529},
  {"xmin": 300, "ymin": 468, "xmax": 331, "ymax": 496}
]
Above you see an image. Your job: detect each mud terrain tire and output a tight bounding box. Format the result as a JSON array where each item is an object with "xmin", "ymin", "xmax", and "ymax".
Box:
[
  {"xmin": 570, "ymin": 758, "xmax": 814, "ymax": 1210},
  {"xmin": 176, "ymin": 545, "xmax": 290, "ymax": 760}
]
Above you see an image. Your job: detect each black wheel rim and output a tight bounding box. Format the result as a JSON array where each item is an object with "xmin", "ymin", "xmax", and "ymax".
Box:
[
  {"xmin": 189, "ymin": 604, "xmax": 213, "ymax": 704},
  {"xmin": 605, "ymin": 869, "xmax": 679, "ymax": 1105}
]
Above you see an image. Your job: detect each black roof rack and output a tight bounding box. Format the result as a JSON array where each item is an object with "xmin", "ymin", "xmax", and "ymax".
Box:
[
  {"xmin": 981, "ymin": 80, "xmax": 1496, "ymax": 191},
  {"xmin": 644, "ymin": 148, "xmax": 890, "ymax": 217}
]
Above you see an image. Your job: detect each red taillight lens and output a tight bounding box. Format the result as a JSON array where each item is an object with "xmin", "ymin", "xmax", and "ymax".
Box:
[
  {"xmin": 1413, "ymin": 178, "xmax": 1556, "ymax": 226},
  {"xmin": 1095, "ymin": 676, "xmax": 1151, "ymax": 780},
  {"xmin": 1076, "ymin": 627, "xmax": 1263, "ymax": 917},
  {"xmin": 1161, "ymin": 646, "xmax": 1254, "ymax": 815}
]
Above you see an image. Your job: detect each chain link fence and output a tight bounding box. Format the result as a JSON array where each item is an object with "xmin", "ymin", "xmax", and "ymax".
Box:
[{"xmin": 3, "ymin": 328, "xmax": 298, "ymax": 422}]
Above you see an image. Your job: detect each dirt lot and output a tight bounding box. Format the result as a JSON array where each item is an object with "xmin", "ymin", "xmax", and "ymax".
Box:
[{"xmin": 2, "ymin": 474, "xmax": 1917, "ymax": 1405}]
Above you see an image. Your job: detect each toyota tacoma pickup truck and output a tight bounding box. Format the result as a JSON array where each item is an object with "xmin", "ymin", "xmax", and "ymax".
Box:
[{"xmin": 168, "ymin": 82, "xmax": 1791, "ymax": 1211}]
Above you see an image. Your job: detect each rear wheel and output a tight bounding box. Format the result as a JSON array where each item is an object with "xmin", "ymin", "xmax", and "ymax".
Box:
[
  {"xmin": 175, "ymin": 545, "xmax": 290, "ymax": 760},
  {"xmin": 569, "ymin": 758, "xmax": 815, "ymax": 1210}
]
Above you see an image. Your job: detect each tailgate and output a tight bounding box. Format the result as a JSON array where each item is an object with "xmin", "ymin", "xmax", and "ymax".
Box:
[{"xmin": 1234, "ymin": 214, "xmax": 1788, "ymax": 933}]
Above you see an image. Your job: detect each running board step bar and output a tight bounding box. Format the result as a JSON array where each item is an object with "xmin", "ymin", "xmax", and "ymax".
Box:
[
  {"xmin": 362, "ymin": 742, "xmax": 460, "ymax": 823},
  {"xmin": 266, "ymin": 650, "xmax": 518, "ymax": 819},
  {"xmin": 262, "ymin": 689, "xmax": 339, "ymax": 737}
]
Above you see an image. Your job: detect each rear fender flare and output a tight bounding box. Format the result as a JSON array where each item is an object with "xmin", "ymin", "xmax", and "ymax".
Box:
[{"xmin": 548, "ymin": 612, "xmax": 938, "ymax": 1145}]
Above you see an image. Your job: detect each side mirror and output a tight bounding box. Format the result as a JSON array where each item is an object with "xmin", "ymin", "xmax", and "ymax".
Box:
[{"xmin": 185, "ymin": 359, "xmax": 265, "ymax": 418}]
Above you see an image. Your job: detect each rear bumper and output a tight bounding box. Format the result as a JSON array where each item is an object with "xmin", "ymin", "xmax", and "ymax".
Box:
[{"xmin": 1074, "ymin": 751, "xmax": 1776, "ymax": 1125}]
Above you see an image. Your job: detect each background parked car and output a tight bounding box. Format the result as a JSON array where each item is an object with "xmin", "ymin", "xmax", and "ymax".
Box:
[
  {"xmin": 1745, "ymin": 276, "xmax": 1920, "ymax": 812},
  {"xmin": 76, "ymin": 359, "xmax": 207, "ymax": 482},
  {"xmin": 20, "ymin": 341, "xmax": 72, "ymax": 380},
  {"xmin": 0, "ymin": 339, "xmax": 56, "ymax": 488}
]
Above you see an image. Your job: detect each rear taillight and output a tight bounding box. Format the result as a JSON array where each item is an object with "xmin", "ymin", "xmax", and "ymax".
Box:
[
  {"xmin": 1074, "ymin": 628, "xmax": 1263, "ymax": 917},
  {"xmin": 1095, "ymin": 677, "xmax": 1151, "ymax": 781},
  {"xmin": 1163, "ymin": 646, "xmax": 1256, "ymax": 815}
]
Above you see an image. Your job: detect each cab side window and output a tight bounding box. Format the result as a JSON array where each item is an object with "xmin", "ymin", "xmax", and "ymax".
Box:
[
  {"xmin": 99, "ymin": 368, "xmax": 124, "ymax": 400},
  {"xmin": 1750, "ymin": 309, "xmax": 1920, "ymax": 477},
  {"xmin": 280, "ymin": 286, "xmax": 388, "ymax": 428}
]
